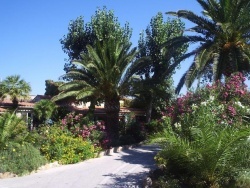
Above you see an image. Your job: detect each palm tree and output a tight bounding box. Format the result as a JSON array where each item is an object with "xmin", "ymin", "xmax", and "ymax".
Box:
[
  {"xmin": 0, "ymin": 75, "xmax": 31, "ymax": 107},
  {"xmin": 164, "ymin": 0, "xmax": 250, "ymax": 93},
  {"xmin": 53, "ymin": 38, "xmax": 149, "ymax": 141},
  {"xmin": 0, "ymin": 112, "xmax": 28, "ymax": 146},
  {"xmin": 33, "ymin": 99, "xmax": 57, "ymax": 125}
]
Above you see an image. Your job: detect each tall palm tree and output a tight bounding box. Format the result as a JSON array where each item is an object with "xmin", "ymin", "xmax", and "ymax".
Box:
[
  {"xmin": 53, "ymin": 38, "xmax": 149, "ymax": 141},
  {"xmin": 164, "ymin": 0, "xmax": 250, "ymax": 93},
  {"xmin": 0, "ymin": 75, "xmax": 31, "ymax": 107}
]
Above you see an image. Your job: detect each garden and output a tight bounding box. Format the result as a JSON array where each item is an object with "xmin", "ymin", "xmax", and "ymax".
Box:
[{"xmin": 1, "ymin": 0, "xmax": 250, "ymax": 187}]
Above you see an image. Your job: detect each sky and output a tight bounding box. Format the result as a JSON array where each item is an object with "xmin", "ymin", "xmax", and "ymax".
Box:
[{"xmin": 0, "ymin": 0, "xmax": 202, "ymax": 95}]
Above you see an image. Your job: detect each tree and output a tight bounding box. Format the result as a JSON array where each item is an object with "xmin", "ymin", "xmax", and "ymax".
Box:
[
  {"xmin": 33, "ymin": 99, "xmax": 57, "ymax": 125},
  {"xmin": 53, "ymin": 38, "xmax": 148, "ymax": 142},
  {"xmin": 57, "ymin": 7, "xmax": 137, "ymax": 125},
  {"xmin": 165, "ymin": 0, "xmax": 250, "ymax": 93},
  {"xmin": 0, "ymin": 75, "xmax": 31, "ymax": 107},
  {"xmin": 60, "ymin": 16, "xmax": 94, "ymax": 73},
  {"xmin": 44, "ymin": 80, "xmax": 64, "ymax": 96},
  {"xmin": 135, "ymin": 13, "xmax": 188, "ymax": 122},
  {"xmin": 60, "ymin": 7, "xmax": 132, "ymax": 74}
]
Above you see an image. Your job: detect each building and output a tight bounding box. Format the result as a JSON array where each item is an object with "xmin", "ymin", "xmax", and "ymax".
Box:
[{"xmin": 0, "ymin": 95, "xmax": 146, "ymax": 128}]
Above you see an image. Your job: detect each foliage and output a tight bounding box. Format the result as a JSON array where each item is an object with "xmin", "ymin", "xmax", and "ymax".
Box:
[
  {"xmin": 134, "ymin": 12, "xmax": 187, "ymax": 122},
  {"xmin": 0, "ymin": 75, "xmax": 31, "ymax": 106},
  {"xmin": 0, "ymin": 112, "xmax": 46, "ymax": 175},
  {"xmin": 40, "ymin": 125, "xmax": 95, "ymax": 164},
  {"xmin": 58, "ymin": 7, "xmax": 152, "ymax": 142},
  {"xmin": 145, "ymin": 119, "xmax": 166, "ymax": 135},
  {"xmin": 236, "ymin": 171, "xmax": 250, "ymax": 188},
  {"xmin": 165, "ymin": 0, "xmax": 250, "ymax": 93},
  {"xmin": 25, "ymin": 129, "xmax": 45, "ymax": 149},
  {"xmin": 151, "ymin": 73, "xmax": 250, "ymax": 187},
  {"xmin": 119, "ymin": 121, "xmax": 146, "ymax": 145},
  {"xmin": 153, "ymin": 105, "xmax": 250, "ymax": 187},
  {"xmin": 60, "ymin": 7, "xmax": 132, "ymax": 73},
  {"xmin": 166, "ymin": 72, "xmax": 250, "ymax": 127},
  {"xmin": 0, "ymin": 142, "xmax": 46, "ymax": 175},
  {"xmin": 0, "ymin": 112, "xmax": 29, "ymax": 146},
  {"xmin": 44, "ymin": 80, "xmax": 64, "ymax": 96},
  {"xmin": 60, "ymin": 112, "xmax": 108, "ymax": 149},
  {"xmin": 33, "ymin": 99, "xmax": 57, "ymax": 125},
  {"xmin": 54, "ymin": 37, "xmax": 149, "ymax": 141}
]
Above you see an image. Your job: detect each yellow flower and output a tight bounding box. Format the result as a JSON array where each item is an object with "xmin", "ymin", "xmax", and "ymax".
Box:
[{"xmin": 13, "ymin": 148, "xmax": 16, "ymax": 152}]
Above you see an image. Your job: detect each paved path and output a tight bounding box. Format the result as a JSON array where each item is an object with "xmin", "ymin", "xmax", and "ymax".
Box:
[{"xmin": 0, "ymin": 145, "xmax": 160, "ymax": 188}]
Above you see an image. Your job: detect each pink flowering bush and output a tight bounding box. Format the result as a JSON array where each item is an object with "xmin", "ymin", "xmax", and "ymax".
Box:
[
  {"xmin": 151, "ymin": 73, "xmax": 250, "ymax": 187},
  {"xmin": 60, "ymin": 112, "xmax": 109, "ymax": 149},
  {"xmin": 165, "ymin": 72, "xmax": 250, "ymax": 128}
]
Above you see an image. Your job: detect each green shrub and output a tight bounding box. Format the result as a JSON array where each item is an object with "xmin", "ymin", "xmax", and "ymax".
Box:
[
  {"xmin": 153, "ymin": 105, "xmax": 250, "ymax": 187},
  {"xmin": 24, "ymin": 129, "xmax": 45, "ymax": 149},
  {"xmin": 0, "ymin": 112, "xmax": 46, "ymax": 175},
  {"xmin": 0, "ymin": 142, "xmax": 46, "ymax": 175},
  {"xmin": 145, "ymin": 118, "xmax": 169, "ymax": 135},
  {"xmin": 40, "ymin": 126, "xmax": 95, "ymax": 164},
  {"xmin": 0, "ymin": 112, "xmax": 29, "ymax": 146},
  {"xmin": 236, "ymin": 171, "xmax": 250, "ymax": 188},
  {"xmin": 119, "ymin": 113, "xmax": 147, "ymax": 145}
]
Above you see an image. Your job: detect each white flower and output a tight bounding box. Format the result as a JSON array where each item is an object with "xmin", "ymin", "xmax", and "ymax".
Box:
[
  {"xmin": 218, "ymin": 105, "xmax": 224, "ymax": 110},
  {"xmin": 209, "ymin": 95, "xmax": 215, "ymax": 101},
  {"xmin": 174, "ymin": 122, "xmax": 181, "ymax": 128},
  {"xmin": 191, "ymin": 104, "xmax": 198, "ymax": 110},
  {"xmin": 235, "ymin": 101, "xmax": 244, "ymax": 108},
  {"xmin": 201, "ymin": 101, "xmax": 207, "ymax": 106}
]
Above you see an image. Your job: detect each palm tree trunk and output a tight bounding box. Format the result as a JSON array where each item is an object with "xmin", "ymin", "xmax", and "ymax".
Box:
[
  {"xmin": 104, "ymin": 97, "xmax": 120, "ymax": 144},
  {"xmin": 87, "ymin": 97, "xmax": 97, "ymax": 121},
  {"xmin": 145, "ymin": 95, "xmax": 153, "ymax": 123},
  {"xmin": 12, "ymin": 97, "xmax": 18, "ymax": 109}
]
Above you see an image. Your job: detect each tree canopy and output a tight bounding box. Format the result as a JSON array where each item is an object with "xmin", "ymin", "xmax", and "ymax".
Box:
[
  {"xmin": 165, "ymin": 0, "xmax": 250, "ymax": 93},
  {"xmin": 60, "ymin": 7, "xmax": 132, "ymax": 74},
  {"xmin": 134, "ymin": 12, "xmax": 188, "ymax": 122},
  {"xmin": 0, "ymin": 75, "xmax": 31, "ymax": 107}
]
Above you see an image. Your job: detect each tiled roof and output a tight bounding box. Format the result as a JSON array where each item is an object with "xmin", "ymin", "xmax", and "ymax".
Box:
[
  {"xmin": 64, "ymin": 105, "xmax": 145, "ymax": 116},
  {"xmin": 0, "ymin": 99, "xmax": 34, "ymax": 111},
  {"xmin": 0, "ymin": 107, "xmax": 7, "ymax": 112}
]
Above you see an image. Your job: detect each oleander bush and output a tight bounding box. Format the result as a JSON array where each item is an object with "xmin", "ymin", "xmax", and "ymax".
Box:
[
  {"xmin": 150, "ymin": 73, "xmax": 250, "ymax": 187},
  {"xmin": 60, "ymin": 112, "xmax": 108, "ymax": 149}
]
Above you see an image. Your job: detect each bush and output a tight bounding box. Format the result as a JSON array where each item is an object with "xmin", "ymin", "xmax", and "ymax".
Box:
[
  {"xmin": 0, "ymin": 112, "xmax": 46, "ymax": 175},
  {"xmin": 145, "ymin": 119, "xmax": 167, "ymax": 135},
  {"xmin": 40, "ymin": 126, "xmax": 95, "ymax": 164},
  {"xmin": 24, "ymin": 129, "xmax": 45, "ymax": 149},
  {"xmin": 153, "ymin": 105, "xmax": 250, "ymax": 187},
  {"xmin": 236, "ymin": 171, "xmax": 250, "ymax": 188},
  {"xmin": 0, "ymin": 142, "xmax": 46, "ymax": 175},
  {"xmin": 166, "ymin": 72, "xmax": 250, "ymax": 128},
  {"xmin": 60, "ymin": 112, "xmax": 108, "ymax": 149},
  {"xmin": 151, "ymin": 73, "xmax": 250, "ymax": 187},
  {"xmin": 0, "ymin": 112, "xmax": 29, "ymax": 146}
]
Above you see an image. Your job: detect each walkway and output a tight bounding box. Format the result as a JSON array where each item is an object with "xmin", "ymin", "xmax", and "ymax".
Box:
[{"xmin": 0, "ymin": 145, "xmax": 160, "ymax": 188}]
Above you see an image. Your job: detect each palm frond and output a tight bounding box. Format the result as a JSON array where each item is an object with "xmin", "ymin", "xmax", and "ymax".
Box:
[
  {"xmin": 166, "ymin": 10, "xmax": 216, "ymax": 34},
  {"xmin": 51, "ymin": 91, "xmax": 77, "ymax": 102},
  {"xmin": 175, "ymin": 72, "xmax": 187, "ymax": 94}
]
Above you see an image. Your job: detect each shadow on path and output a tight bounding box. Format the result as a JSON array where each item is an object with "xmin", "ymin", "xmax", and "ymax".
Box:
[{"xmin": 99, "ymin": 144, "xmax": 161, "ymax": 188}]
